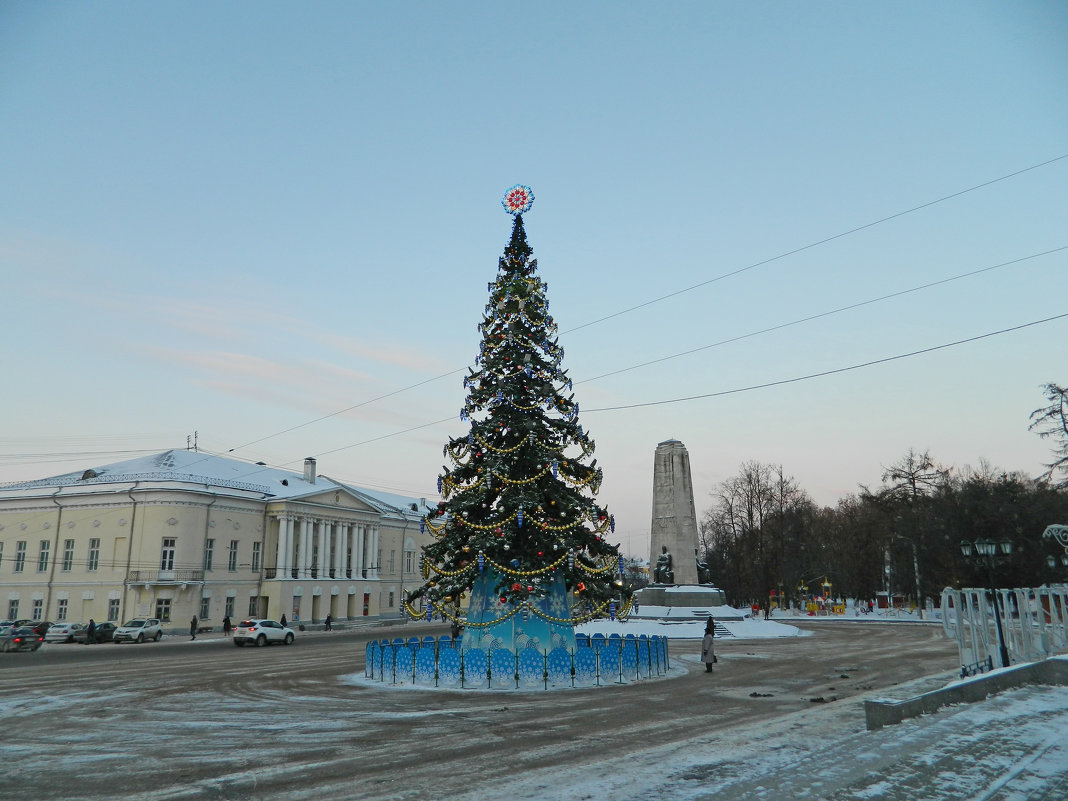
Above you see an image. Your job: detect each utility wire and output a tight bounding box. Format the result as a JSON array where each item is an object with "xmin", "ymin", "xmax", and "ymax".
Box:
[
  {"xmin": 579, "ymin": 246, "xmax": 1067, "ymax": 384},
  {"xmin": 6, "ymin": 158, "xmax": 1063, "ymax": 478},
  {"xmin": 251, "ymin": 245, "xmax": 1065, "ymax": 462},
  {"xmin": 222, "ymin": 154, "xmax": 1067, "ymax": 457},
  {"xmin": 563, "ymin": 153, "xmax": 1068, "ymax": 334},
  {"xmin": 260, "ymin": 310, "xmax": 1068, "ymax": 461},
  {"xmin": 583, "ymin": 312, "xmax": 1068, "ymax": 412},
  {"xmin": 226, "ymin": 369, "xmax": 465, "ymax": 453}
]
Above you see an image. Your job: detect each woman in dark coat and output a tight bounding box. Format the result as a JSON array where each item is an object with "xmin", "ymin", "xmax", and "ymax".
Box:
[{"xmin": 701, "ymin": 617, "xmax": 716, "ymax": 672}]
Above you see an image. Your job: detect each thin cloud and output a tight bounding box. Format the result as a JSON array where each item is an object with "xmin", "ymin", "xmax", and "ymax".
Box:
[{"xmin": 319, "ymin": 331, "xmax": 449, "ymax": 373}]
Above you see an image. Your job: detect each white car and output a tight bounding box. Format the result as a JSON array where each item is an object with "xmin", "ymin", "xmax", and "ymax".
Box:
[
  {"xmin": 233, "ymin": 618, "xmax": 295, "ymax": 647},
  {"xmin": 113, "ymin": 618, "xmax": 163, "ymax": 644},
  {"xmin": 44, "ymin": 622, "xmax": 85, "ymax": 643}
]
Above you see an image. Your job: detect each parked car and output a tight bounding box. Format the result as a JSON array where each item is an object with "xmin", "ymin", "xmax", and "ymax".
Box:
[
  {"xmin": 233, "ymin": 619, "xmax": 295, "ymax": 647},
  {"xmin": 0, "ymin": 627, "xmax": 44, "ymax": 652},
  {"xmin": 16, "ymin": 620, "xmax": 53, "ymax": 636},
  {"xmin": 73, "ymin": 622, "xmax": 118, "ymax": 644},
  {"xmin": 44, "ymin": 622, "xmax": 85, "ymax": 643},
  {"xmin": 112, "ymin": 618, "xmax": 163, "ymax": 644}
]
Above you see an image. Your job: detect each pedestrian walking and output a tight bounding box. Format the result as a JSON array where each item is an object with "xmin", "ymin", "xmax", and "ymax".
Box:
[
  {"xmin": 190, "ymin": 615, "xmax": 198, "ymax": 640},
  {"xmin": 701, "ymin": 617, "xmax": 717, "ymax": 673},
  {"xmin": 85, "ymin": 618, "xmax": 96, "ymax": 645},
  {"xmin": 222, "ymin": 615, "xmax": 231, "ymax": 637},
  {"xmin": 280, "ymin": 613, "xmax": 288, "ymax": 628},
  {"xmin": 324, "ymin": 614, "xmax": 332, "ymax": 631}
]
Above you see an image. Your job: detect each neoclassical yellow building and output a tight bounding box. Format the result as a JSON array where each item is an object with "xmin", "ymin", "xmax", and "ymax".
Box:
[{"xmin": 0, "ymin": 450, "xmax": 433, "ymax": 630}]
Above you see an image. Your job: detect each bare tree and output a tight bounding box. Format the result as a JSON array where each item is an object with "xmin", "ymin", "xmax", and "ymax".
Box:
[
  {"xmin": 700, "ymin": 461, "xmax": 812, "ymax": 604},
  {"xmin": 879, "ymin": 448, "xmax": 950, "ymax": 501},
  {"xmin": 1030, "ymin": 382, "xmax": 1068, "ymax": 489}
]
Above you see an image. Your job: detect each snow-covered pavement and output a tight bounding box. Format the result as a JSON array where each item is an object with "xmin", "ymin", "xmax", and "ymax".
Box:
[
  {"xmin": 450, "ymin": 659, "xmax": 1068, "ymax": 801},
  {"xmin": 1, "ymin": 621, "xmax": 1063, "ymax": 800}
]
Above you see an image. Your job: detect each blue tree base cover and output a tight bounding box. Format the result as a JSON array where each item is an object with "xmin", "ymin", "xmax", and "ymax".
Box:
[{"xmin": 460, "ymin": 568, "xmax": 577, "ymax": 653}]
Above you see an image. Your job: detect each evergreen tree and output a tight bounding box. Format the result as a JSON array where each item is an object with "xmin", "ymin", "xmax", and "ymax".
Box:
[{"xmin": 404, "ymin": 187, "xmax": 630, "ymax": 648}]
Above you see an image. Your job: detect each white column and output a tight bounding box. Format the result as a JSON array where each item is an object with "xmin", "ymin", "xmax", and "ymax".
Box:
[
  {"xmin": 285, "ymin": 517, "xmax": 294, "ymax": 576},
  {"xmin": 276, "ymin": 517, "xmax": 291, "ymax": 578},
  {"xmin": 371, "ymin": 525, "xmax": 380, "ymax": 579},
  {"xmin": 299, "ymin": 517, "xmax": 312, "ymax": 578},
  {"xmin": 355, "ymin": 524, "xmax": 365, "ymax": 578},
  {"xmin": 316, "ymin": 519, "xmax": 327, "ymax": 578},
  {"xmin": 334, "ymin": 523, "xmax": 346, "ymax": 579}
]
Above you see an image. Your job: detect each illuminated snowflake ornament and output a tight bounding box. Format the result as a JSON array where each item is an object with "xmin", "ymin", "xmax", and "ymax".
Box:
[{"xmin": 501, "ymin": 184, "xmax": 534, "ymax": 215}]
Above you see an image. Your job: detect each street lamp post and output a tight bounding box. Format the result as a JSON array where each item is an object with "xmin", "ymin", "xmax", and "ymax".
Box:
[
  {"xmin": 960, "ymin": 538, "xmax": 1012, "ymax": 668},
  {"xmin": 1043, "ymin": 525, "xmax": 1068, "ymax": 575}
]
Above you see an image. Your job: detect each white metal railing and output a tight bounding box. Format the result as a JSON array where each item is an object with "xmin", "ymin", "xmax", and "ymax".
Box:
[{"xmin": 941, "ymin": 585, "xmax": 1068, "ymax": 669}]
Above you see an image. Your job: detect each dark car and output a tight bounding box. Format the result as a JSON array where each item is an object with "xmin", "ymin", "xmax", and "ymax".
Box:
[
  {"xmin": 16, "ymin": 620, "xmax": 53, "ymax": 637},
  {"xmin": 74, "ymin": 622, "xmax": 117, "ymax": 644},
  {"xmin": 0, "ymin": 627, "xmax": 44, "ymax": 652}
]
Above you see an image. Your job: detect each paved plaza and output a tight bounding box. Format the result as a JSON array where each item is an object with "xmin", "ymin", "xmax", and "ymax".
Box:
[{"xmin": 0, "ymin": 620, "xmax": 1063, "ymax": 801}]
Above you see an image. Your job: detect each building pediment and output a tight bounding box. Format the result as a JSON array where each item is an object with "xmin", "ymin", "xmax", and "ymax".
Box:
[{"xmin": 268, "ymin": 485, "xmax": 384, "ymax": 515}]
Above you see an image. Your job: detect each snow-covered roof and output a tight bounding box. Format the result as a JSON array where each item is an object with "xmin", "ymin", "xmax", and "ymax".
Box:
[{"xmin": 0, "ymin": 450, "xmax": 428, "ymax": 517}]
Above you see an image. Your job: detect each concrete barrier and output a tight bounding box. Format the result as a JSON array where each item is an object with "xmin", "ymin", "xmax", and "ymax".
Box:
[{"xmin": 864, "ymin": 656, "xmax": 1068, "ymax": 730}]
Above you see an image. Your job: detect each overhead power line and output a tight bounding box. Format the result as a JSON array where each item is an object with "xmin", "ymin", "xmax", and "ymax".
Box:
[
  {"xmin": 583, "ymin": 312, "xmax": 1068, "ymax": 412},
  {"xmin": 579, "ymin": 246, "xmax": 1067, "ymax": 384},
  {"xmin": 264, "ymin": 310, "xmax": 1068, "ymax": 461},
  {"xmin": 222, "ymin": 154, "xmax": 1067, "ymax": 458},
  {"xmin": 563, "ymin": 153, "xmax": 1068, "ymax": 334}
]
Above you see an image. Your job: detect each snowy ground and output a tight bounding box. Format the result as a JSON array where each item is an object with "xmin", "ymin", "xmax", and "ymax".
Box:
[
  {"xmin": 577, "ymin": 612, "xmax": 808, "ymax": 640},
  {"xmin": 447, "ymin": 659, "xmax": 1068, "ymax": 801},
  {"xmin": 1, "ymin": 621, "xmax": 1064, "ymax": 801}
]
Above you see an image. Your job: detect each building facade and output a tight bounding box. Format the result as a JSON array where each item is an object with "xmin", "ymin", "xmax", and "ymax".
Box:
[{"xmin": 0, "ymin": 450, "xmax": 432, "ymax": 631}]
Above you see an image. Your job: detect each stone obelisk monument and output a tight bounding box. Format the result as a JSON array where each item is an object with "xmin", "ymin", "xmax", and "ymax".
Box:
[
  {"xmin": 650, "ymin": 439, "xmax": 701, "ymax": 585},
  {"xmin": 637, "ymin": 439, "xmax": 725, "ymax": 610}
]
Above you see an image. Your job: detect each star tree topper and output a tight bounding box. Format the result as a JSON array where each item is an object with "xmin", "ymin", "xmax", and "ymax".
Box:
[{"xmin": 502, "ymin": 185, "xmax": 534, "ymax": 215}]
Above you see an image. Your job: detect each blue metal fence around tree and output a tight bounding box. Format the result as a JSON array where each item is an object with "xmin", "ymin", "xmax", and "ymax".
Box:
[{"xmin": 364, "ymin": 633, "xmax": 671, "ymax": 689}]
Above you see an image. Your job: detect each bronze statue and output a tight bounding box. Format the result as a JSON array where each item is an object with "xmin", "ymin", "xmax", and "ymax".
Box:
[
  {"xmin": 696, "ymin": 551, "xmax": 711, "ymax": 585},
  {"xmin": 653, "ymin": 545, "xmax": 674, "ymax": 584}
]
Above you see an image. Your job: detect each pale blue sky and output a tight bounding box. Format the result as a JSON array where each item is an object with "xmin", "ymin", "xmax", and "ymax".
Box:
[{"xmin": 2, "ymin": 1, "xmax": 1066, "ymax": 557}]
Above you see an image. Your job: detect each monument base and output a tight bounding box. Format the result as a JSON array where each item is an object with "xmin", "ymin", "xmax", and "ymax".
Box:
[{"xmin": 635, "ymin": 584, "xmax": 727, "ymax": 609}]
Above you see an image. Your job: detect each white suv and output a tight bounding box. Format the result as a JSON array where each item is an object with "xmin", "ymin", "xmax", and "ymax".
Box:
[
  {"xmin": 233, "ymin": 619, "xmax": 295, "ymax": 647},
  {"xmin": 113, "ymin": 618, "xmax": 163, "ymax": 644}
]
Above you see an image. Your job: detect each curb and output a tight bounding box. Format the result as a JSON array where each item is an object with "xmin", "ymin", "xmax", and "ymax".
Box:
[{"xmin": 864, "ymin": 655, "xmax": 1068, "ymax": 729}]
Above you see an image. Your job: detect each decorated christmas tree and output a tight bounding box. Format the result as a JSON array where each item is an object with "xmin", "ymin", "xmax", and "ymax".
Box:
[{"xmin": 404, "ymin": 186, "xmax": 631, "ymax": 652}]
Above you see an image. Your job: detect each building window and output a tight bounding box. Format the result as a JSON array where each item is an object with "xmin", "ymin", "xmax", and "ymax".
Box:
[
  {"xmin": 0, "ymin": 542, "xmax": 4, "ymax": 572},
  {"xmin": 389, "ymin": 550, "xmax": 396, "ymax": 574},
  {"xmin": 228, "ymin": 540, "xmax": 238, "ymax": 572},
  {"xmin": 88, "ymin": 538, "xmax": 100, "ymax": 571},
  {"xmin": 388, "ymin": 591, "xmax": 395, "ymax": 608},
  {"xmin": 225, "ymin": 596, "xmax": 234, "ymax": 618},
  {"xmin": 251, "ymin": 542, "xmax": 261, "ymax": 573},
  {"xmin": 14, "ymin": 541, "xmax": 26, "ymax": 573},
  {"xmin": 405, "ymin": 550, "xmax": 415, "ymax": 574},
  {"xmin": 37, "ymin": 540, "xmax": 50, "ymax": 572},
  {"xmin": 32, "ymin": 599, "xmax": 43, "ymax": 621},
  {"xmin": 155, "ymin": 599, "xmax": 171, "ymax": 622},
  {"xmin": 7, "ymin": 600, "xmax": 18, "ymax": 619},
  {"xmin": 248, "ymin": 596, "xmax": 259, "ymax": 617},
  {"xmin": 57, "ymin": 598, "xmax": 68, "ymax": 621},
  {"xmin": 199, "ymin": 597, "xmax": 211, "ymax": 620},
  {"xmin": 63, "ymin": 539, "xmax": 75, "ymax": 572},
  {"xmin": 204, "ymin": 539, "xmax": 214, "ymax": 572},
  {"xmin": 160, "ymin": 538, "xmax": 176, "ymax": 571},
  {"xmin": 377, "ymin": 549, "xmax": 382, "ymax": 572},
  {"xmin": 107, "ymin": 598, "xmax": 119, "ymax": 622}
]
